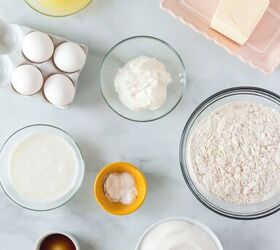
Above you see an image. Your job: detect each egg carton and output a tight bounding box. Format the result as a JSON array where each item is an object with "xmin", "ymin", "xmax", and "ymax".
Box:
[{"xmin": 0, "ymin": 19, "xmax": 88, "ymax": 108}]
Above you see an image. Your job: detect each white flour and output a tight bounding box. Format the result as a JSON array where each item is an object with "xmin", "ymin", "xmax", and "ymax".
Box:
[{"xmin": 188, "ymin": 101, "xmax": 280, "ymax": 204}]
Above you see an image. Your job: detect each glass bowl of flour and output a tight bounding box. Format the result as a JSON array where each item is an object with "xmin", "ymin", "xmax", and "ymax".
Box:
[
  {"xmin": 100, "ymin": 36, "xmax": 186, "ymax": 122},
  {"xmin": 0, "ymin": 124, "xmax": 85, "ymax": 211},
  {"xmin": 180, "ymin": 87, "xmax": 280, "ymax": 219}
]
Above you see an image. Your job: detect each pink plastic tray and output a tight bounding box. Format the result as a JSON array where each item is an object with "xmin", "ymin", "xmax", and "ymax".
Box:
[{"xmin": 160, "ymin": 0, "xmax": 280, "ymax": 74}]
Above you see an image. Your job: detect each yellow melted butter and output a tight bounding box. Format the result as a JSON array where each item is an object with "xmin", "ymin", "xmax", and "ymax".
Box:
[{"xmin": 26, "ymin": 0, "xmax": 92, "ymax": 16}]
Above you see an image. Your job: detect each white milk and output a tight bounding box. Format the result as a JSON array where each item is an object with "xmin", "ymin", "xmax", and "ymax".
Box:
[{"xmin": 9, "ymin": 133, "xmax": 78, "ymax": 202}]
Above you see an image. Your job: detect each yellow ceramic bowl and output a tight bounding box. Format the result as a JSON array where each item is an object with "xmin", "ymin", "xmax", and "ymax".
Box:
[{"xmin": 94, "ymin": 162, "xmax": 148, "ymax": 215}]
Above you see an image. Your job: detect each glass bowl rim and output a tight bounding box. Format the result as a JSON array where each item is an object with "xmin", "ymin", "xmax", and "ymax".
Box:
[
  {"xmin": 179, "ymin": 86, "xmax": 280, "ymax": 220},
  {"xmin": 99, "ymin": 35, "xmax": 186, "ymax": 122},
  {"xmin": 24, "ymin": 0, "xmax": 93, "ymax": 17},
  {"xmin": 0, "ymin": 124, "xmax": 85, "ymax": 212}
]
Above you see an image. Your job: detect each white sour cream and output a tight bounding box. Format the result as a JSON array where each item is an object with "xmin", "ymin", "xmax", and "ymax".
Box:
[
  {"xmin": 114, "ymin": 56, "xmax": 172, "ymax": 111},
  {"xmin": 140, "ymin": 220, "xmax": 220, "ymax": 250},
  {"xmin": 9, "ymin": 133, "xmax": 78, "ymax": 202}
]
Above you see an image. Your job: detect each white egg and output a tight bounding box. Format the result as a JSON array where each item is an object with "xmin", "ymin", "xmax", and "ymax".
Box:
[
  {"xmin": 54, "ymin": 42, "xmax": 86, "ymax": 72},
  {"xmin": 22, "ymin": 31, "xmax": 54, "ymax": 63},
  {"xmin": 12, "ymin": 65, "xmax": 43, "ymax": 96},
  {"xmin": 44, "ymin": 74, "xmax": 75, "ymax": 106}
]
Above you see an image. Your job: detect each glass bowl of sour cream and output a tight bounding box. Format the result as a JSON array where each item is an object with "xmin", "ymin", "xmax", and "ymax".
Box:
[
  {"xmin": 100, "ymin": 36, "xmax": 186, "ymax": 122},
  {"xmin": 0, "ymin": 124, "xmax": 85, "ymax": 211}
]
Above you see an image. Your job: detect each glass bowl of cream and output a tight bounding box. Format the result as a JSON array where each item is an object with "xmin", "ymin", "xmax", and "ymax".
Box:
[
  {"xmin": 0, "ymin": 124, "xmax": 85, "ymax": 211},
  {"xmin": 100, "ymin": 36, "xmax": 186, "ymax": 122},
  {"xmin": 136, "ymin": 217, "xmax": 223, "ymax": 250}
]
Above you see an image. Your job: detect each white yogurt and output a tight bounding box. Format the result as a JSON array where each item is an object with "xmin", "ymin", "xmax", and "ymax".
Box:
[
  {"xmin": 9, "ymin": 133, "xmax": 78, "ymax": 202},
  {"xmin": 114, "ymin": 56, "xmax": 172, "ymax": 111},
  {"xmin": 139, "ymin": 219, "xmax": 220, "ymax": 250}
]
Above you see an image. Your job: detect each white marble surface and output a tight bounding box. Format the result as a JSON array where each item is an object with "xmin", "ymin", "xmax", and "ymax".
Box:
[{"xmin": 1, "ymin": 1, "xmax": 280, "ymax": 249}]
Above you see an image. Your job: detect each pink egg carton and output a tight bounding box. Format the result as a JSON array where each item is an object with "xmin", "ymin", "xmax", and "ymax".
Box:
[
  {"xmin": 0, "ymin": 20, "xmax": 88, "ymax": 108},
  {"xmin": 160, "ymin": 0, "xmax": 280, "ymax": 74}
]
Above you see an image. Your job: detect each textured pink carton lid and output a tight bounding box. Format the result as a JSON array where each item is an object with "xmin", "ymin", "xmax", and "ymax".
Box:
[{"xmin": 161, "ymin": 0, "xmax": 280, "ymax": 74}]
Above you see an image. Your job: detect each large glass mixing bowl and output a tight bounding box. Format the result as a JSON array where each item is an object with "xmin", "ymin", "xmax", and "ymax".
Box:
[{"xmin": 180, "ymin": 87, "xmax": 280, "ymax": 219}]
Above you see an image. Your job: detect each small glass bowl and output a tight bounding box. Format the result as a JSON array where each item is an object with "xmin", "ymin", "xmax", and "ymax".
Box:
[
  {"xmin": 100, "ymin": 36, "xmax": 186, "ymax": 122},
  {"xmin": 0, "ymin": 124, "xmax": 85, "ymax": 211},
  {"xmin": 135, "ymin": 217, "xmax": 223, "ymax": 250},
  {"xmin": 35, "ymin": 232, "xmax": 80, "ymax": 250},
  {"xmin": 24, "ymin": 0, "xmax": 92, "ymax": 17},
  {"xmin": 180, "ymin": 87, "xmax": 280, "ymax": 220}
]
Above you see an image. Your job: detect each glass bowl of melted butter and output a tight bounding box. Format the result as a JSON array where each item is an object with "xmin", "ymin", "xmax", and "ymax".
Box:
[{"xmin": 24, "ymin": 0, "xmax": 92, "ymax": 17}]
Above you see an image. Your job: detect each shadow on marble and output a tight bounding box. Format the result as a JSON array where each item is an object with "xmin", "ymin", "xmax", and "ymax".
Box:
[
  {"xmin": 78, "ymin": 236, "xmax": 97, "ymax": 250},
  {"xmin": 75, "ymin": 50, "xmax": 105, "ymax": 109},
  {"xmin": 67, "ymin": 140, "xmax": 105, "ymax": 212},
  {"xmin": 81, "ymin": 0, "xmax": 117, "ymax": 14}
]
